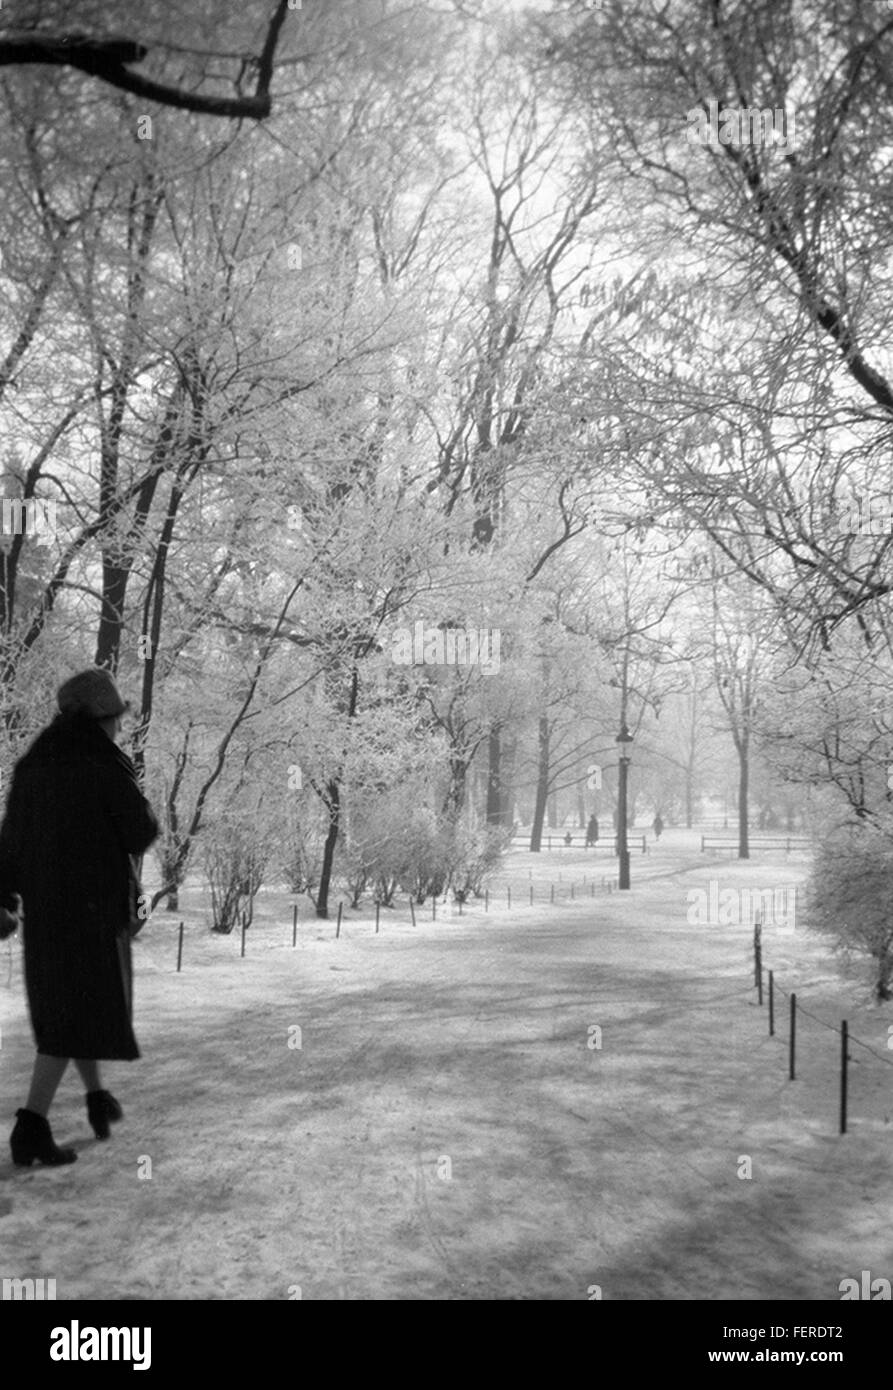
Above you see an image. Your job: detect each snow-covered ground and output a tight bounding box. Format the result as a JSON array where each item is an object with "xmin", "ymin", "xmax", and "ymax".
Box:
[{"xmin": 1, "ymin": 830, "xmax": 890, "ymax": 1300}]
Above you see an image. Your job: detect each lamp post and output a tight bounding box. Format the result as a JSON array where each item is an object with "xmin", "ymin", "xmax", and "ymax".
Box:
[{"xmin": 616, "ymin": 722, "xmax": 633, "ymax": 890}]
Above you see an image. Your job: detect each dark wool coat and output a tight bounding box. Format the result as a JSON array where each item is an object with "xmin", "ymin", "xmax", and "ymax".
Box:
[{"xmin": 0, "ymin": 712, "xmax": 158, "ymax": 1060}]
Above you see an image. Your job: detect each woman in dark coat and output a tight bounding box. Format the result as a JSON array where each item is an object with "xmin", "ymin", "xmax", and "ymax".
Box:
[{"xmin": 0, "ymin": 668, "xmax": 158, "ymax": 1167}]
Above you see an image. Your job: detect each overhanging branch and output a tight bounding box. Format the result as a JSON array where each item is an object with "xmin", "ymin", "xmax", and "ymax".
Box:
[{"xmin": 0, "ymin": 5, "xmax": 294, "ymax": 119}]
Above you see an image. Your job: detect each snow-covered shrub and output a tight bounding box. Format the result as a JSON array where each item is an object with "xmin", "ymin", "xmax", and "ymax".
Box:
[
  {"xmin": 202, "ymin": 817, "xmax": 269, "ymax": 934},
  {"xmin": 396, "ymin": 806, "xmax": 453, "ymax": 904},
  {"xmin": 341, "ymin": 789, "xmax": 447, "ymax": 906},
  {"xmin": 806, "ymin": 821, "xmax": 893, "ymax": 1001},
  {"xmin": 448, "ymin": 822, "xmax": 512, "ymax": 903},
  {"xmin": 282, "ymin": 828, "xmax": 322, "ymax": 899},
  {"xmin": 395, "ymin": 812, "xmax": 510, "ymax": 905}
]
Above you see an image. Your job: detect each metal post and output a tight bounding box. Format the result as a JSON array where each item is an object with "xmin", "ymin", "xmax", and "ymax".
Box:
[
  {"xmin": 410, "ymin": 898, "xmax": 416, "ymax": 928},
  {"xmin": 240, "ymin": 914, "xmax": 246, "ymax": 958},
  {"xmin": 292, "ymin": 904, "xmax": 297, "ymax": 948},
  {"xmin": 375, "ymin": 901, "xmax": 380, "ymax": 933},
  {"xmin": 177, "ymin": 921, "xmax": 184, "ymax": 973},
  {"xmin": 485, "ymin": 888, "xmax": 489, "ymax": 913},
  {"xmin": 789, "ymin": 993, "xmax": 796, "ymax": 1080},
  {"xmin": 336, "ymin": 901, "xmax": 342, "ymax": 939},
  {"xmin": 768, "ymin": 970, "xmax": 774, "ymax": 1036}
]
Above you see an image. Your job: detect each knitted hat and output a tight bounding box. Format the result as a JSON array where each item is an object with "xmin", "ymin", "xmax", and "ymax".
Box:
[{"xmin": 57, "ymin": 668, "xmax": 130, "ymax": 720}]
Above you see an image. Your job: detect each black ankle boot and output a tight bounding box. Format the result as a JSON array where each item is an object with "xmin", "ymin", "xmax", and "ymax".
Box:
[
  {"xmin": 86, "ymin": 1090, "xmax": 123, "ymax": 1140},
  {"xmin": 10, "ymin": 1109, "xmax": 77, "ymax": 1167}
]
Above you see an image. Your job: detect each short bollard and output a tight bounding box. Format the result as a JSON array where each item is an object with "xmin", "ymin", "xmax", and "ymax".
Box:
[
  {"xmin": 292, "ymin": 904, "xmax": 297, "ymax": 948},
  {"xmin": 177, "ymin": 921, "xmax": 184, "ymax": 973},
  {"xmin": 410, "ymin": 898, "xmax": 416, "ymax": 928},
  {"xmin": 336, "ymin": 902, "xmax": 343, "ymax": 939}
]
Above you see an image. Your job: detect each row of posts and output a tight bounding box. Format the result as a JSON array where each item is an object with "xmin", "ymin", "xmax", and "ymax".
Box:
[
  {"xmin": 754, "ymin": 919, "xmax": 848, "ymax": 1135},
  {"xmin": 172, "ymin": 870, "xmax": 618, "ymax": 971}
]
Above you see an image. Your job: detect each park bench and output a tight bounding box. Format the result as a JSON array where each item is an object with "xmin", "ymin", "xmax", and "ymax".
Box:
[
  {"xmin": 700, "ymin": 835, "xmax": 811, "ymax": 853},
  {"xmin": 511, "ymin": 833, "xmax": 648, "ymax": 853}
]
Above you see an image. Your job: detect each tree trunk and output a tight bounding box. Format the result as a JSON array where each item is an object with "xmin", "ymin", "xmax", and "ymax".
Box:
[
  {"xmin": 738, "ymin": 738, "xmax": 749, "ymax": 859},
  {"xmin": 444, "ymin": 755, "xmax": 467, "ymax": 816},
  {"xmin": 161, "ymin": 847, "xmax": 181, "ymax": 911},
  {"xmin": 486, "ymin": 724, "xmax": 511, "ymax": 826},
  {"xmin": 685, "ymin": 684, "xmax": 697, "ymax": 828},
  {"xmin": 498, "ymin": 727, "xmax": 517, "ymax": 829},
  {"xmin": 316, "ymin": 780, "xmax": 340, "ymax": 919},
  {"xmin": 530, "ymin": 715, "xmax": 550, "ymax": 852}
]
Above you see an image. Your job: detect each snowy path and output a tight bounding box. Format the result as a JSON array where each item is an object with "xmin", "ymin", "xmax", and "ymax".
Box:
[{"xmin": 1, "ymin": 847, "xmax": 890, "ymax": 1300}]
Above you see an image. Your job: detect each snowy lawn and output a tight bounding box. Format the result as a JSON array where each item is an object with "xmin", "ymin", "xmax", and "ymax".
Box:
[{"xmin": 1, "ymin": 835, "xmax": 890, "ymax": 1300}]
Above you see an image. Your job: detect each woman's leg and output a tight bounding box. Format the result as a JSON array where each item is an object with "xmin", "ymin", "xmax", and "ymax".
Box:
[
  {"xmin": 79, "ymin": 1063, "xmax": 122, "ymax": 1139},
  {"xmin": 74, "ymin": 1059, "xmax": 101, "ymax": 1092},
  {"xmin": 24, "ymin": 1054, "xmax": 69, "ymax": 1117}
]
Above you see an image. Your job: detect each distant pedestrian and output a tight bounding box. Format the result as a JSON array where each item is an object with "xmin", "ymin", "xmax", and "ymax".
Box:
[
  {"xmin": 563, "ymin": 830, "xmax": 573, "ymax": 846},
  {"xmin": 652, "ymin": 812, "xmax": 664, "ymax": 840},
  {"xmin": 585, "ymin": 814, "xmax": 599, "ymax": 847},
  {"xmin": 0, "ymin": 669, "xmax": 158, "ymax": 1168}
]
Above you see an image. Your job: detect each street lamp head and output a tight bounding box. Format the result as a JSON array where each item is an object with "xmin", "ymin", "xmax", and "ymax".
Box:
[{"xmin": 616, "ymin": 721, "xmax": 633, "ymax": 763}]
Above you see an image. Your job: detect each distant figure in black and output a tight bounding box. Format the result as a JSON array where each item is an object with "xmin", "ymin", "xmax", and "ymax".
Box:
[
  {"xmin": 652, "ymin": 812, "xmax": 664, "ymax": 840},
  {"xmin": 563, "ymin": 830, "xmax": 573, "ymax": 846},
  {"xmin": 585, "ymin": 814, "xmax": 599, "ymax": 847},
  {"xmin": 0, "ymin": 669, "xmax": 158, "ymax": 1168}
]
